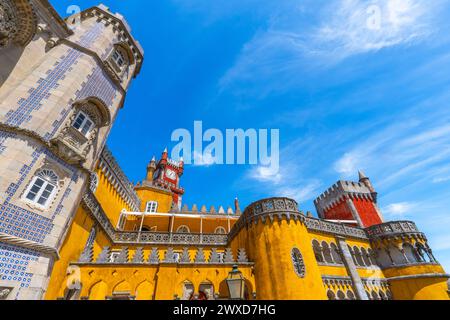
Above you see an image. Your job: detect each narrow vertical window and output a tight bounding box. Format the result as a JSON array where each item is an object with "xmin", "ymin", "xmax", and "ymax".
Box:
[
  {"xmin": 291, "ymin": 248, "xmax": 306, "ymax": 278},
  {"xmin": 145, "ymin": 201, "xmax": 158, "ymax": 213}
]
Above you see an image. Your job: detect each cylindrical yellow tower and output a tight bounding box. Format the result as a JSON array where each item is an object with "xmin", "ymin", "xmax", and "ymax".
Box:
[{"xmin": 230, "ymin": 197, "xmax": 327, "ymax": 300}]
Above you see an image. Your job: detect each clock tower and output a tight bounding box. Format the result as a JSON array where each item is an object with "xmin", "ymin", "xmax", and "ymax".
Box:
[{"xmin": 150, "ymin": 148, "xmax": 185, "ymax": 209}]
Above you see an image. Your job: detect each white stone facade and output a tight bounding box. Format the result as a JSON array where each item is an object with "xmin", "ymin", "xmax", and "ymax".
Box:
[{"xmin": 0, "ymin": 0, "xmax": 143, "ymax": 300}]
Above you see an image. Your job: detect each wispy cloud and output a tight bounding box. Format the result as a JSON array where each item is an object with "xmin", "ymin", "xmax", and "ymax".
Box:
[
  {"xmin": 382, "ymin": 202, "xmax": 416, "ymax": 218},
  {"xmin": 219, "ymin": 0, "xmax": 444, "ymax": 92},
  {"xmin": 311, "ymin": 0, "xmax": 432, "ymax": 61}
]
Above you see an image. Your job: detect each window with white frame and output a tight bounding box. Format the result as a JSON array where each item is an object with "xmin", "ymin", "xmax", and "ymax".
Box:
[
  {"xmin": 72, "ymin": 111, "xmax": 94, "ymax": 136},
  {"xmin": 109, "ymin": 46, "xmax": 130, "ymax": 77},
  {"xmin": 176, "ymin": 225, "xmax": 190, "ymax": 233},
  {"xmin": 112, "ymin": 49, "xmax": 126, "ymax": 68},
  {"xmin": 23, "ymin": 169, "xmax": 59, "ymax": 208},
  {"xmin": 214, "ymin": 226, "xmax": 227, "ymax": 235},
  {"xmin": 145, "ymin": 201, "xmax": 158, "ymax": 213}
]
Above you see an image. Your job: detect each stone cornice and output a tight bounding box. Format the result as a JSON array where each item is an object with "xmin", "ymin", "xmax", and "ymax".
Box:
[
  {"xmin": 99, "ymin": 147, "xmax": 141, "ymax": 211},
  {"xmin": 79, "ymin": 5, "xmax": 144, "ymax": 77},
  {"xmin": 228, "ymin": 197, "xmax": 370, "ymax": 241},
  {"xmin": 386, "ymin": 273, "xmax": 450, "ymax": 281},
  {"xmin": 0, "ymin": 122, "xmax": 91, "ymax": 173},
  {"xmin": 0, "ymin": 232, "xmax": 59, "ymax": 259}
]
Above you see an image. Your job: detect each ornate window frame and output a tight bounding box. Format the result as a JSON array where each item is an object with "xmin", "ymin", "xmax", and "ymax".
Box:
[
  {"xmin": 51, "ymin": 97, "xmax": 111, "ymax": 164},
  {"xmin": 214, "ymin": 226, "xmax": 227, "ymax": 235},
  {"xmin": 107, "ymin": 42, "xmax": 135, "ymax": 81},
  {"xmin": 21, "ymin": 169, "xmax": 59, "ymax": 210},
  {"xmin": 291, "ymin": 247, "xmax": 306, "ymax": 278}
]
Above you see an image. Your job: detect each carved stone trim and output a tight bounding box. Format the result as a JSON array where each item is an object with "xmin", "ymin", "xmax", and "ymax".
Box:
[
  {"xmin": 0, "ymin": 232, "xmax": 59, "ymax": 259},
  {"xmin": 0, "ymin": 0, "xmax": 37, "ymax": 48}
]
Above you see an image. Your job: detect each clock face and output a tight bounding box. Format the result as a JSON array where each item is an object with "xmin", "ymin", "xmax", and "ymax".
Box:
[{"xmin": 165, "ymin": 169, "xmax": 177, "ymax": 180}]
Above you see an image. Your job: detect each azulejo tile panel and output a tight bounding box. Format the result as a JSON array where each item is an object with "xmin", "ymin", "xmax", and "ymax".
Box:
[{"xmin": 0, "ymin": 243, "xmax": 39, "ymax": 292}]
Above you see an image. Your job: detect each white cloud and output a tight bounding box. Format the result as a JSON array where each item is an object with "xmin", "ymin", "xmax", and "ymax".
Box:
[
  {"xmin": 219, "ymin": 0, "xmax": 442, "ymax": 91},
  {"xmin": 433, "ymin": 177, "xmax": 450, "ymax": 183},
  {"xmin": 382, "ymin": 202, "xmax": 415, "ymax": 217},
  {"xmin": 249, "ymin": 165, "xmax": 282, "ymax": 184},
  {"xmin": 276, "ymin": 181, "xmax": 322, "ymax": 202},
  {"xmin": 192, "ymin": 150, "xmax": 215, "ymax": 167},
  {"xmin": 312, "ymin": 0, "xmax": 432, "ymax": 61},
  {"xmin": 334, "ymin": 152, "xmax": 362, "ymax": 177}
]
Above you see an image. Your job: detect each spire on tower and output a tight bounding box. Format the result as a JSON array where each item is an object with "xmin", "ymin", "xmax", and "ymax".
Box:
[
  {"xmin": 358, "ymin": 170, "xmax": 368, "ymax": 181},
  {"xmin": 145, "ymin": 155, "xmax": 157, "ymax": 182},
  {"xmin": 235, "ymin": 197, "xmax": 241, "ymax": 214},
  {"xmin": 358, "ymin": 170, "xmax": 375, "ymax": 193}
]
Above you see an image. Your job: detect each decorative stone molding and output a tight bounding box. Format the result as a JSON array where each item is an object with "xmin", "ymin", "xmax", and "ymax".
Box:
[
  {"xmin": 76, "ymin": 246, "xmax": 253, "ymax": 266},
  {"xmin": 0, "ymin": 287, "xmax": 13, "ymax": 300},
  {"xmin": 194, "ymin": 248, "xmax": 206, "ymax": 263},
  {"xmin": 78, "ymin": 243, "xmax": 94, "ymax": 263},
  {"xmin": 50, "ymin": 98, "xmax": 112, "ymax": 165},
  {"xmin": 0, "ymin": 231, "xmax": 59, "ymax": 259},
  {"xmin": 80, "ymin": 5, "xmax": 144, "ymax": 77},
  {"xmin": 305, "ymin": 216, "xmax": 368, "ymax": 240},
  {"xmin": 131, "ymin": 247, "xmax": 144, "ymax": 263},
  {"xmin": 228, "ymin": 197, "xmax": 306, "ymax": 240},
  {"xmin": 148, "ymin": 247, "xmax": 160, "ymax": 264},
  {"xmin": 366, "ymin": 221, "xmax": 423, "ymax": 240},
  {"xmin": 99, "ymin": 147, "xmax": 140, "ymax": 211},
  {"xmin": 0, "ymin": 0, "xmax": 37, "ymax": 48}
]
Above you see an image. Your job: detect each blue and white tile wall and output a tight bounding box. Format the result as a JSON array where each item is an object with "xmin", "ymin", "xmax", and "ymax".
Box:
[{"xmin": 0, "ymin": 17, "xmax": 125, "ymax": 299}]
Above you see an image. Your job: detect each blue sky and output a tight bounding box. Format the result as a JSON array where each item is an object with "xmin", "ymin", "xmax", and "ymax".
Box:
[{"xmin": 53, "ymin": 0, "xmax": 450, "ymax": 270}]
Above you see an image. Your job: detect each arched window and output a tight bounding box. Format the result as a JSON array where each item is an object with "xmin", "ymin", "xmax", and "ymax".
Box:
[
  {"xmin": 327, "ymin": 290, "xmax": 336, "ymax": 300},
  {"xmin": 361, "ymin": 248, "xmax": 371, "ymax": 266},
  {"xmin": 214, "ymin": 227, "xmax": 227, "ymax": 235},
  {"xmin": 403, "ymin": 243, "xmax": 420, "ymax": 264},
  {"xmin": 416, "ymin": 243, "xmax": 428, "ymax": 262},
  {"xmin": 182, "ymin": 281, "xmax": 194, "ymax": 300},
  {"xmin": 348, "ymin": 246, "xmax": 358, "ymax": 265},
  {"xmin": 330, "ymin": 243, "xmax": 343, "ymax": 264},
  {"xmin": 112, "ymin": 49, "xmax": 126, "ymax": 68},
  {"xmin": 72, "ymin": 110, "xmax": 94, "ymax": 137},
  {"xmin": 371, "ymin": 291, "xmax": 381, "ymax": 300},
  {"xmin": 322, "ymin": 242, "xmax": 334, "ymax": 264},
  {"xmin": 291, "ymin": 248, "xmax": 306, "ymax": 278},
  {"xmin": 337, "ymin": 290, "xmax": 346, "ymax": 300},
  {"xmin": 176, "ymin": 225, "xmax": 190, "ymax": 233},
  {"xmin": 199, "ymin": 282, "xmax": 214, "ymax": 300},
  {"xmin": 346, "ymin": 290, "xmax": 356, "ymax": 300},
  {"xmin": 23, "ymin": 169, "xmax": 59, "ymax": 208},
  {"xmin": 108, "ymin": 44, "xmax": 134, "ymax": 79},
  {"xmin": 353, "ymin": 247, "xmax": 365, "ymax": 267},
  {"xmin": 367, "ymin": 249, "xmax": 377, "ymax": 266},
  {"xmin": 312, "ymin": 240, "xmax": 324, "ymax": 263},
  {"xmin": 389, "ymin": 246, "xmax": 407, "ymax": 265},
  {"xmin": 145, "ymin": 201, "xmax": 158, "ymax": 213}
]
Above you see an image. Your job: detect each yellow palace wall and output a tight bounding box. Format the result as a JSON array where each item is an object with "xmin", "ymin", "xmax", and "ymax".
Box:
[{"xmin": 230, "ymin": 217, "xmax": 328, "ymax": 300}]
